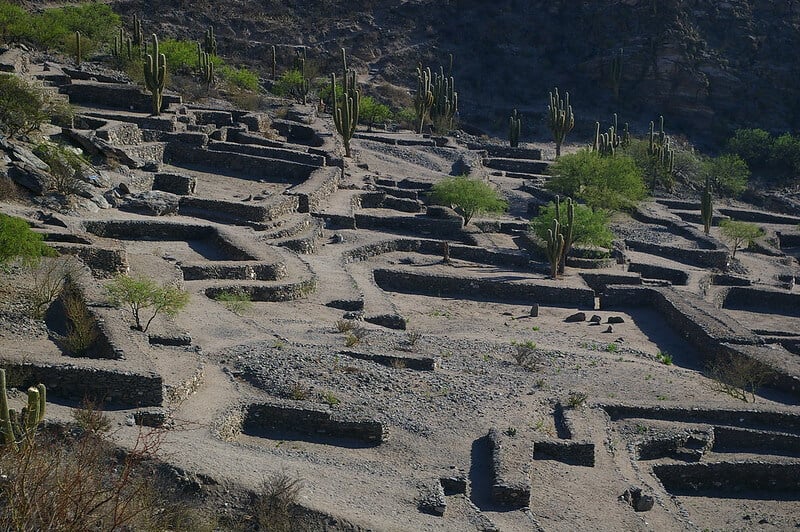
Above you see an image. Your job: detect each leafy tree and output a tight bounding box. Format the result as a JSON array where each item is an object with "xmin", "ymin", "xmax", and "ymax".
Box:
[
  {"xmin": 429, "ymin": 176, "xmax": 507, "ymax": 224},
  {"xmin": 0, "ymin": 74, "xmax": 49, "ymax": 137},
  {"xmin": 719, "ymin": 220, "xmax": 764, "ymax": 257},
  {"xmin": 725, "ymin": 128, "xmax": 773, "ymax": 171},
  {"xmin": 105, "ymin": 275, "xmax": 189, "ymax": 332},
  {"xmin": 769, "ymin": 133, "xmax": 800, "ymax": 176},
  {"xmin": 530, "ymin": 201, "xmax": 613, "ymax": 250},
  {"xmin": 359, "ymin": 96, "xmax": 392, "ymax": 131},
  {"xmin": 703, "ymin": 154, "xmax": 749, "ymax": 196},
  {"xmin": 0, "ymin": 214, "xmax": 55, "ymax": 266},
  {"xmin": 547, "ymin": 149, "xmax": 645, "ymax": 211}
]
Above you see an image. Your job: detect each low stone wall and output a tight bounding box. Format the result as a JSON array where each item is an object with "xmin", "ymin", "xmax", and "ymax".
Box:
[
  {"xmin": 653, "ymin": 462, "xmax": 800, "ymax": 494},
  {"xmin": 287, "ymin": 166, "xmax": 340, "ymax": 213},
  {"xmin": 207, "ymin": 140, "xmax": 325, "ymax": 167},
  {"xmin": 339, "ymin": 350, "xmax": 437, "ymax": 371},
  {"xmin": 83, "ymin": 110, "xmax": 177, "ymax": 132},
  {"xmin": 579, "ymin": 272, "xmax": 642, "ymax": 294},
  {"xmin": 164, "ymin": 144, "xmax": 317, "ymax": 183},
  {"xmin": 381, "ymin": 195, "xmax": 421, "ymax": 213},
  {"xmin": 373, "ymin": 268, "xmax": 596, "ymax": 308},
  {"xmin": 0, "ymin": 362, "xmax": 163, "ymax": 407},
  {"xmin": 723, "ymin": 286, "xmax": 800, "ymax": 316},
  {"xmin": 718, "ymin": 207, "xmax": 800, "ymax": 225},
  {"xmin": 633, "ymin": 204, "xmax": 724, "ymax": 250},
  {"xmin": 625, "ymin": 239, "xmax": 729, "ymax": 269},
  {"xmin": 180, "ymin": 261, "xmax": 285, "ymax": 281},
  {"xmin": 204, "ymin": 278, "xmax": 315, "ymax": 302},
  {"xmin": 483, "ymin": 157, "xmax": 550, "ymax": 175},
  {"xmin": 153, "ymin": 172, "xmax": 196, "ymax": 195},
  {"xmin": 50, "ymin": 243, "xmax": 128, "ymax": 278},
  {"xmin": 713, "ymin": 426, "xmax": 800, "ymax": 454},
  {"xmin": 84, "ymin": 219, "xmax": 210, "ymax": 240},
  {"xmin": 777, "ymin": 231, "xmax": 800, "ymax": 248},
  {"xmin": 62, "ymin": 80, "xmax": 181, "ymax": 114},
  {"xmin": 178, "ymin": 195, "xmax": 299, "ymax": 225},
  {"xmin": 487, "ymin": 429, "xmax": 531, "ymax": 508},
  {"xmin": 600, "ymin": 403, "xmax": 800, "ymax": 434},
  {"xmin": 271, "ymin": 119, "xmax": 323, "ymax": 146},
  {"xmin": 465, "ymin": 143, "xmax": 543, "ymax": 160},
  {"xmin": 354, "ymin": 213, "xmax": 466, "ymax": 240},
  {"xmin": 628, "ymin": 263, "xmax": 689, "ymax": 285},
  {"xmin": 532, "ymin": 440, "xmax": 595, "ymax": 466},
  {"xmin": 243, "ymin": 401, "xmax": 387, "ymax": 444}
]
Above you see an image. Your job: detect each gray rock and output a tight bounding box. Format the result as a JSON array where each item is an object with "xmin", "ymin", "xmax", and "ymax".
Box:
[
  {"xmin": 529, "ymin": 304, "xmax": 539, "ymax": 317},
  {"xmin": 418, "ymin": 480, "xmax": 446, "ymax": 516},
  {"xmin": 620, "ymin": 487, "xmax": 655, "ymax": 512},
  {"xmin": 7, "ymin": 162, "xmax": 49, "ymax": 195},
  {"xmin": 603, "ymin": 325, "xmax": 613, "ymax": 333},
  {"xmin": 589, "ymin": 314, "xmax": 602, "ymax": 324},
  {"xmin": 564, "ymin": 312, "xmax": 586, "ymax": 323},
  {"xmin": 608, "ymin": 316, "xmax": 625, "ymax": 324},
  {"xmin": 119, "ymin": 190, "xmax": 179, "ymax": 216}
]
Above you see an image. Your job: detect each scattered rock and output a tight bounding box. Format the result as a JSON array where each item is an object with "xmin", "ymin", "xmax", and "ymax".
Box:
[
  {"xmin": 343, "ymin": 311, "xmax": 364, "ymax": 321},
  {"xmin": 366, "ymin": 313, "xmax": 407, "ymax": 330},
  {"xmin": 589, "ymin": 314, "xmax": 602, "ymax": 324},
  {"xmin": 440, "ymin": 476, "xmax": 467, "ymax": 495},
  {"xmin": 608, "ymin": 316, "xmax": 625, "ymax": 324},
  {"xmin": 529, "ymin": 304, "xmax": 539, "ymax": 317},
  {"xmin": 117, "ymin": 182, "xmax": 131, "ymax": 195},
  {"xmin": 418, "ymin": 480, "xmax": 446, "ymax": 516},
  {"xmin": 357, "ymin": 162, "xmax": 369, "ymax": 170},
  {"xmin": 330, "ymin": 233, "xmax": 345, "ymax": 244},
  {"xmin": 35, "ymin": 210, "xmax": 68, "ymax": 228},
  {"xmin": 603, "ymin": 325, "xmax": 613, "ymax": 333},
  {"xmin": 565, "ymin": 312, "xmax": 586, "ymax": 323},
  {"xmin": 619, "ymin": 486, "xmax": 655, "ymax": 512},
  {"xmin": 119, "ymin": 190, "xmax": 179, "ymax": 216}
]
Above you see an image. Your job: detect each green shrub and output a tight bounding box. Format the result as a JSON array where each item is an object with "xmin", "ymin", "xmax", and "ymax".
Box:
[
  {"xmin": 272, "ymin": 69, "xmax": 304, "ymax": 100},
  {"xmin": 769, "ymin": 133, "xmax": 800, "ymax": 176},
  {"xmin": 34, "ymin": 142, "xmax": 87, "ymax": 195},
  {"xmin": 218, "ymin": 65, "xmax": 259, "ymax": 91},
  {"xmin": 703, "ymin": 154, "xmax": 749, "ymax": 196},
  {"xmin": 0, "ymin": 2, "xmax": 29, "ymax": 43},
  {"xmin": 429, "ymin": 176, "xmax": 507, "ymax": 224},
  {"xmin": 719, "ymin": 220, "xmax": 764, "ymax": 257},
  {"xmin": 255, "ymin": 473, "xmax": 303, "ymax": 532},
  {"xmin": 0, "ymin": 214, "xmax": 55, "ymax": 266},
  {"xmin": 213, "ymin": 289, "xmax": 252, "ymax": 315},
  {"xmin": 359, "ymin": 96, "xmax": 392, "ymax": 131},
  {"xmin": 726, "ymin": 128, "xmax": 773, "ymax": 171},
  {"xmin": 393, "ymin": 107, "xmax": 418, "ymax": 131},
  {"xmin": 547, "ymin": 149, "xmax": 645, "ymax": 211},
  {"xmin": 0, "ymin": 74, "xmax": 48, "ymax": 137},
  {"xmin": 530, "ymin": 201, "xmax": 613, "ymax": 249},
  {"xmin": 105, "ymin": 274, "xmax": 189, "ymax": 332},
  {"xmin": 158, "ymin": 39, "xmax": 202, "ymax": 72}
]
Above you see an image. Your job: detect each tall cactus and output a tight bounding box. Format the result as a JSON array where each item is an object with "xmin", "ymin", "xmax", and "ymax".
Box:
[
  {"xmin": 144, "ymin": 34, "xmax": 166, "ymax": 116},
  {"xmin": 509, "ymin": 109, "xmax": 521, "ymax": 148},
  {"xmin": 132, "ymin": 14, "xmax": 144, "ymax": 47},
  {"xmin": 75, "ymin": 31, "xmax": 81, "ymax": 65},
  {"xmin": 332, "ymin": 71, "xmax": 359, "ymax": 158},
  {"xmin": 271, "ymin": 44, "xmax": 277, "ymax": 80},
  {"xmin": 610, "ymin": 48, "xmax": 623, "ymax": 100},
  {"xmin": 430, "ymin": 65, "xmax": 457, "ymax": 133},
  {"xmin": 701, "ymin": 180, "xmax": 713, "ymax": 235},
  {"xmin": 546, "ymin": 219, "xmax": 566, "ymax": 280},
  {"xmin": 203, "ymin": 26, "xmax": 217, "ymax": 56},
  {"xmin": 197, "ymin": 45, "xmax": 214, "ymax": 89},
  {"xmin": 554, "ymin": 196, "xmax": 575, "ymax": 274},
  {"xmin": 648, "ymin": 116, "xmax": 675, "ymax": 191},
  {"xmin": 1, "ymin": 369, "xmax": 46, "ymax": 452},
  {"xmin": 414, "ymin": 65, "xmax": 434, "ymax": 134},
  {"xmin": 341, "ymin": 47, "xmax": 348, "ymax": 75},
  {"xmin": 296, "ymin": 58, "xmax": 310, "ymax": 104},
  {"xmin": 548, "ymin": 88, "xmax": 574, "ymax": 158}
]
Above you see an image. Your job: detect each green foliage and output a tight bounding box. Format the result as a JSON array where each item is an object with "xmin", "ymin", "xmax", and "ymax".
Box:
[
  {"xmin": 708, "ymin": 352, "xmax": 772, "ymax": 402},
  {"xmin": 719, "ymin": 220, "xmax": 764, "ymax": 258},
  {"xmin": 359, "ymin": 96, "xmax": 392, "ymax": 131},
  {"xmin": 272, "ymin": 69, "xmax": 307, "ymax": 101},
  {"xmin": 105, "ymin": 274, "xmax": 189, "ymax": 332},
  {"xmin": 321, "ymin": 391, "xmax": 340, "ymax": 406},
  {"xmin": 394, "ymin": 107, "xmax": 418, "ymax": 131},
  {"xmin": 34, "ymin": 142, "xmax": 87, "ymax": 195},
  {"xmin": 566, "ymin": 391, "xmax": 587, "ymax": 409},
  {"xmin": 214, "ymin": 289, "xmax": 252, "ymax": 315},
  {"xmin": 429, "ymin": 176, "xmax": 507, "ymax": 224},
  {"xmin": 769, "ymin": 133, "xmax": 800, "ymax": 176},
  {"xmin": 158, "ymin": 38, "xmax": 200, "ymax": 72},
  {"xmin": 218, "ymin": 64, "xmax": 259, "ymax": 91},
  {"xmin": 531, "ymin": 201, "xmax": 613, "ymax": 249},
  {"xmin": 0, "ymin": 214, "xmax": 55, "ymax": 267},
  {"xmin": 0, "ymin": 3, "xmax": 28, "ymax": 43},
  {"xmin": 703, "ymin": 154, "xmax": 749, "ymax": 196},
  {"xmin": 547, "ymin": 149, "xmax": 645, "ymax": 211},
  {"xmin": 58, "ymin": 283, "xmax": 99, "ymax": 356},
  {"xmin": 726, "ymin": 128, "xmax": 772, "ymax": 170},
  {"xmin": 0, "ymin": 74, "xmax": 48, "ymax": 137},
  {"xmin": 656, "ymin": 351, "xmax": 673, "ymax": 365}
]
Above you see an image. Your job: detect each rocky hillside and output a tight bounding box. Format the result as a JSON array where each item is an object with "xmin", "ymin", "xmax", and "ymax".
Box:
[{"xmin": 107, "ymin": 0, "xmax": 799, "ymax": 146}]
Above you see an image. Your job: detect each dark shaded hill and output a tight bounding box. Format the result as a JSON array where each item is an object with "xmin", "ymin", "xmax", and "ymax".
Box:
[{"xmin": 111, "ymin": 0, "xmax": 800, "ymax": 145}]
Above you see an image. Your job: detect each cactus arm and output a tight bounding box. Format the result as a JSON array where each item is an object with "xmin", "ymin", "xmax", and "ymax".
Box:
[{"xmin": 0, "ymin": 369, "xmax": 16, "ymax": 449}]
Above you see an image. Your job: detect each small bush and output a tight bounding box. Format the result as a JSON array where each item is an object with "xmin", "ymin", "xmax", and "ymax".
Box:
[
  {"xmin": 530, "ymin": 200, "xmax": 613, "ymax": 249},
  {"xmin": 726, "ymin": 128, "xmax": 773, "ymax": 170},
  {"xmin": 105, "ymin": 274, "xmax": 189, "ymax": 332},
  {"xmin": 34, "ymin": 142, "xmax": 87, "ymax": 195},
  {"xmin": 214, "ymin": 289, "xmax": 252, "ymax": 315},
  {"xmin": 719, "ymin": 219, "xmax": 764, "ymax": 257},
  {"xmin": 405, "ymin": 330, "xmax": 422, "ymax": 350},
  {"xmin": 703, "ymin": 154, "xmax": 749, "ymax": 196},
  {"xmin": 335, "ymin": 319, "xmax": 355, "ymax": 333},
  {"xmin": 393, "ymin": 107, "xmax": 418, "ymax": 131},
  {"xmin": 0, "ymin": 74, "xmax": 49, "ymax": 137},
  {"xmin": 344, "ymin": 332, "xmax": 359, "ymax": 347},
  {"xmin": 0, "ymin": 213, "xmax": 55, "ymax": 266},
  {"xmin": 548, "ymin": 149, "xmax": 645, "ymax": 211},
  {"xmin": 566, "ymin": 391, "xmax": 588, "ymax": 409},
  {"xmin": 255, "ymin": 472, "xmax": 303, "ymax": 532},
  {"xmin": 218, "ymin": 65, "xmax": 260, "ymax": 92},
  {"xmin": 511, "ymin": 340, "xmax": 539, "ymax": 371},
  {"xmin": 708, "ymin": 352, "xmax": 772, "ymax": 402},
  {"xmin": 359, "ymin": 96, "xmax": 392, "ymax": 131},
  {"xmin": 656, "ymin": 351, "xmax": 673, "ymax": 365},
  {"xmin": 58, "ymin": 283, "xmax": 99, "ymax": 356},
  {"xmin": 321, "ymin": 391, "xmax": 340, "ymax": 406},
  {"xmin": 72, "ymin": 399, "xmax": 112, "ymax": 434},
  {"xmin": 429, "ymin": 176, "xmax": 508, "ymax": 224},
  {"xmin": 272, "ymin": 69, "xmax": 306, "ymax": 101},
  {"xmin": 288, "ymin": 381, "xmax": 310, "ymax": 401}
]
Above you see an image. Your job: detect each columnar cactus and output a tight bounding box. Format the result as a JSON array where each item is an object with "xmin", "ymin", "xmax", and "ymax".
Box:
[
  {"xmin": 414, "ymin": 65, "xmax": 434, "ymax": 134},
  {"xmin": 297, "ymin": 58, "xmax": 310, "ymax": 105},
  {"xmin": 132, "ymin": 14, "xmax": 144, "ymax": 47},
  {"xmin": 509, "ymin": 109, "xmax": 521, "ymax": 148},
  {"xmin": 547, "ymin": 88, "xmax": 574, "ymax": 158},
  {"xmin": 75, "ymin": 31, "xmax": 81, "ymax": 65},
  {"xmin": 332, "ymin": 71, "xmax": 360, "ymax": 158},
  {"xmin": 546, "ymin": 219, "xmax": 566, "ymax": 280},
  {"xmin": 610, "ymin": 48, "xmax": 623, "ymax": 100},
  {"xmin": 341, "ymin": 47, "xmax": 348, "ymax": 75},
  {"xmin": 204, "ymin": 26, "xmax": 217, "ymax": 56},
  {"xmin": 198, "ymin": 47, "xmax": 214, "ymax": 89},
  {"xmin": 144, "ymin": 34, "xmax": 166, "ymax": 116},
  {"xmin": 648, "ymin": 116, "xmax": 676, "ymax": 191},
  {"xmin": 430, "ymin": 66, "xmax": 457, "ymax": 133},
  {"xmin": 1, "ymin": 368, "xmax": 46, "ymax": 451},
  {"xmin": 271, "ymin": 44, "xmax": 277, "ymax": 80},
  {"xmin": 554, "ymin": 195, "xmax": 575, "ymax": 273},
  {"xmin": 701, "ymin": 180, "xmax": 713, "ymax": 235}
]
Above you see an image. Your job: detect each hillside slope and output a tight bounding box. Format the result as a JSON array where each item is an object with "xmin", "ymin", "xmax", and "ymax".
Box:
[{"xmin": 112, "ymin": 0, "xmax": 800, "ymax": 144}]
